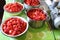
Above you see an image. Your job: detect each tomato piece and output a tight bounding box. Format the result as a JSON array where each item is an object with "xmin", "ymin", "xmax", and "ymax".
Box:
[
  {"xmin": 14, "ymin": 28, "xmax": 18, "ymax": 31},
  {"xmin": 2, "ymin": 24, "xmax": 7, "ymax": 30},
  {"xmin": 12, "ymin": 21, "xmax": 17, "ymax": 25},
  {"xmin": 9, "ymin": 30, "xmax": 13, "ymax": 34},
  {"xmin": 12, "ymin": 31, "xmax": 16, "ymax": 35},
  {"xmin": 17, "ymin": 31, "xmax": 21, "ymax": 35},
  {"xmin": 4, "ymin": 29, "xmax": 9, "ymax": 34}
]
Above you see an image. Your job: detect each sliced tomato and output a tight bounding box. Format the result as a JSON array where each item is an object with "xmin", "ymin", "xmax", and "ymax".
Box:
[
  {"xmin": 24, "ymin": 0, "xmax": 40, "ymax": 6},
  {"xmin": 5, "ymin": 2, "xmax": 23, "ymax": 13},
  {"xmin": 27, "ymin": 8, "xmax": 47, "ymax": 21},
  {"xmin": 2, "ymin": 17, "xmax": 27, "ymax": 36},
  {"xmin": 9, "ymin": 29, "xmax": 13, "ymax": 34}
]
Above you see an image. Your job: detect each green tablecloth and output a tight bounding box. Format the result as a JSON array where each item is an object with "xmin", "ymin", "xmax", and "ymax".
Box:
[
  {"xmin": 54, "ymin": 29, "xmax": 60, "ymax": 40},
  {"xmin": 0, "ymin": 10, "xmax": 55, "ymax": 40}
]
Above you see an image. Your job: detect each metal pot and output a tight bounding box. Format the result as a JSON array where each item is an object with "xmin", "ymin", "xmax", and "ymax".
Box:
[
  {"xmin": 29, "ymin": 19, "xmax": 45, "ymax": 28},
  {"xmin": 27, "ymin": 8, "xmax": 49, "ymax": 28}
]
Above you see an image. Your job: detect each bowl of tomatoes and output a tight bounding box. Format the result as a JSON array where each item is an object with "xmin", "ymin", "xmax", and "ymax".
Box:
[
  {"xmin": 24, "ymin": 0, "xmax": 40, "ymax": 10},
  {"xmin": 4, "ymin": 2, "xmax": 24, "ymax": 15},
  {"xmin": 27, "ymin": 8, "xmax": 48, "ymax": 28},
  {"xmin": 1, "ymin": 16, "xmax": 28, "ymax": 37}
]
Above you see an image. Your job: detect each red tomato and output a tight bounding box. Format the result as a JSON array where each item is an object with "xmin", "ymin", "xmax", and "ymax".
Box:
[
  {"xmin": 14, "ymin": 28, "xmax": 18, "ymax": 31},
  {"xmin": 7, "ymin": 21, "xmax": 12, "ymax": 26},
  {"xmin": 2, "ymin": 24, "xmax": 7, "ymax": 30},
  {"xmin": 4, "ymin": 29, "xmax": 9, "ymax": 34},
  {"xmin": 13, "ymin": 25, "xmax": 17, "ymax": 28},
  {"xmin": 12, "ymin": 21, "xmax": 17, "ymax": 25},
  {"xmin": 9, "ymin": 30, "xmax": 13, "ymax": 34},
  {"xmin": 12, "ymin": 31, "xmax": 16, "ymax": 35},
  {"xmin": 17, "ymin": 31, "xmax": 21, "ymax": 35}
]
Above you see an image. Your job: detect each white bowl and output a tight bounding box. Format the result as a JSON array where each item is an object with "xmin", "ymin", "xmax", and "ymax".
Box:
[
  {"xmin": 4, "ymin": 2, "xmax": 24, "ymax": 15},
  {"xmin": 1, "ymin": 16, "xmax": 28, "ymax": 37}
]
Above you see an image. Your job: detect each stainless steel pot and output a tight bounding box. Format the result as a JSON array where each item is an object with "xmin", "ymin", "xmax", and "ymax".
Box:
[{"xmin": 27, "ymin": 8, "xmax": 49, "ymax": 28}]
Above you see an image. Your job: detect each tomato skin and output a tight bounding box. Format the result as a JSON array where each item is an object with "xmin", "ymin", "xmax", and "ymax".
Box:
[{"xmin": 2, "ymin": 17, "xmax": 27, "ymax": 36}]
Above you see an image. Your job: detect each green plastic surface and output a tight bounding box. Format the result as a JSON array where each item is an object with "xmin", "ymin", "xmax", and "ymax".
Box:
[
  {"xmin": 0, "ymin": 10, "xmax": 55, "ymax": 40},
  {"xmin": 54, "ymin": 29, "xmax": 60, "ymax": 40}
]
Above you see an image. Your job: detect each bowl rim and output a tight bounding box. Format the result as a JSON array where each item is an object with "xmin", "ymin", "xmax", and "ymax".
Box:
[
  {"xmin": 3, "ymin": 2, "xmax": 24, "ymax": 13},
  {"xmin": 1, "ymin": 16, "xmax": 28, "ymax": 37}
]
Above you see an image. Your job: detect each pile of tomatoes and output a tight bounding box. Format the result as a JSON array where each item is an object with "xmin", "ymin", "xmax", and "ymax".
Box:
[
  {"xmin": 4, "ymin": 2, "xmax": 23, "ymax": 13},
  {"xmin": 27, "ymin": 8, "xmax": 47, "ymax": 21},
  {"xmin": 2, "ymin": 18, "xmax": 27, "ymax": 36},
  {"xmin": 24, "ymin": 0, "xmax": 40, "ymax": 6}
]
